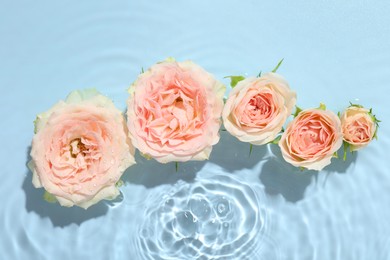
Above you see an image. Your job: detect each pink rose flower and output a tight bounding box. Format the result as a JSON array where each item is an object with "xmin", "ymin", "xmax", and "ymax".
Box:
[
  {"xmin": 223, "ymin": 73, "xmax": 296, "ymax": 145},
  {"xmin": 127, "ymin": 59, "xmax": 225, "ymax": 163},
  {"xmin": 279, "ymin": 107, "xmax": 343, "ymax": 170},
  {"xmin": 340, "ymin": 106, "xmax": 377, "ymax": 151},
  {"xmin": 29, "ymin": 89, "xmax": 136, "ymax": 209}
]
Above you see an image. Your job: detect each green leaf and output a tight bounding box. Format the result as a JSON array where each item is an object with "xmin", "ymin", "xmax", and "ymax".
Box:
[
  {"xmin": 333, "ymin": 151, "xmax": 338, "ymax": 159},
  {"xmin": 65, "ymin": 88, "xmax": 100, "ymax": 104},
  {"xmin": 43, "ymin": 191, "xmax": 57, "ymax": 203},
  {"xmin": 141, "ymin": 67, "xmax": 144, "ymax": 74},
  {"xmin": 140, "ymin": 152, "xmax": 152, "ymax": 160},
  {"xmin": 318, "ymin": 103, "xmax": 326, "ymax": 111},
  {"xmin": 224, "ymin": 75, "xmax": 245, "ymax": 88},
  {"xmin": 33, "ymin": 116, "xmax": 39, "ymax": 134},
  {"xmin": 343, "ymin": 141, "xmax": 350, "ymax": 161},
  {"xmin": 348, "ymin": 102, "xmax": 363, "ymax": 108},
  {"xmin": 293, "ymin": 106, "xmax": 303, "ymax": 117},
  {"xmin": 165, "ymin": 57, "xmax": 176, "ymax": 63},
  {"xmin": 269, "ymin": 135, "xmax": 282, "ymax": 145},
  {"xmin": 367, "ymin": 108, "xmax": 380, "ymax": 140},
  {"xmin": 272, "ymin": 58, "xmax": 284, "ymax": 73},
  {"xmin": 175, "ymin": 162, "xmax": 179, "ymax": 172},
  {"xmin": 249, "ymin": 144, "xmax": 253, "ymax": 157},
  {"xmin": 115, "ymin": 179, "xmax": 124, "ymax": 188},
  {"xmin": 257, "ymin": 71, "xmax": 262, "ymax": 77}
]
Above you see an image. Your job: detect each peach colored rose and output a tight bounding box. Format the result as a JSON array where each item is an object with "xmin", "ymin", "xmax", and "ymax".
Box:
[
  {"xmin": 340, "ymin": 106, "xmax": 377, "ymax": 151},
  {"xmin": 223, "ymin": 73, "xmax": 296, "ymax": 145},
  {"xmin": 279, "ymin": 107, "xmax": 343, "ymax": 170},
  {"xmin": 127, "ymin": 59, "xmax": 225, "ymax": 163},
  {"xmin": 29, "ymin": 89, "xmax": 135, "ymax": 209}
]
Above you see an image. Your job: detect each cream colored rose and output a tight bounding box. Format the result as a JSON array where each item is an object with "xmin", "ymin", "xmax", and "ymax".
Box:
[
  {"xmin": 340, "ymin": 106, "xmax": 377, "ymax": 151},
  {"xmin": 29, "ymin": 89, "xmax": 135, "ymax": 209},
  {"xmin": 223, "ymin": 73, "xmax": 296, "ymax": 145},
  {"xmin": 279, "ymin": 108, "xmax": 343, "ymax": 170}
]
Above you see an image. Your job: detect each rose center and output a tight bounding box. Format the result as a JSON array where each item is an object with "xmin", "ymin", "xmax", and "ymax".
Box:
[
  {"xmin": 350, "ymin": 121, "xmax": 369, "ymax": 140},
  {"xmin": 250, "ymin": 94, "xmax": 271, "ymax": 114},
  {"xmin": 304, "ymin": 130, "xmax": 319, "ymax": 144},
  {"xmin": 69, "ymin": 138, "xmax": 88, "ymax": 158}
]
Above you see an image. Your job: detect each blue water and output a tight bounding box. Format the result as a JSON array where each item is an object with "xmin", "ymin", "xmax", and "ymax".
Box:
[{"xmin": 1, "ymin": 0, "xmax": 390, "ymax": 259}]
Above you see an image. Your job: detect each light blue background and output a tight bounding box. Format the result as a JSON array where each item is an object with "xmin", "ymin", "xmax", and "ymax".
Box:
[{"xmin": 1, "ymin": 0, "xmax": 390, "ymax": 259}]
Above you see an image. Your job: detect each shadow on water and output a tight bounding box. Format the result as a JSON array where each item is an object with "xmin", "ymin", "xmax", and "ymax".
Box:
[
  {"xmin": 259, "ymin": 157, "xmax": 317, "ymax": 203},
  {"xmin": 22, "ymin": 146, "xmax": 108, "ymax": 227},
  {"xmin": 209, "ymin": 132, "xmax": 268, "ymax": 172},
  {"xmin": 320, "ymin": 147, "xmax": 358, "ymax": 188},
  {"xmin": 259, "ymin": 144, "xmax": 357, "ymax": 203},
  {"xmin": 122, "ymin": 150, "xmax": 203, "ymax": 188},
  {"xmin": 122, "ymin": 132, "xmax": 268, "ymax": 188},
  {"xmin": 324, "ymin": 147, "xmax": 358, "ymax": 174}
]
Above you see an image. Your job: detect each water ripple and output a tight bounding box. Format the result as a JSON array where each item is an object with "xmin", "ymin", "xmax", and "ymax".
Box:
[{"xmin": 136, "ymin": 171, "xmax": 269, "ymax": 259}]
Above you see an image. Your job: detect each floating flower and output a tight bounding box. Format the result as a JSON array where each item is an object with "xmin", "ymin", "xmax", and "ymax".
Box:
[
  {"xmin": 127, "ymin": 58, "xmax": 225, "ymax": 163},
  {"xmin": 223, "ymin": 73, "xmax": 296, "ymax": 145},
  {"xmin": 340, "ymin": 104, "xmax": 379, "ymax": 151},
  {"xmin": 29, "ymin": 89, "xmax": 135, "ymax": 209},
  {"xmin": 279, "ymin": 105, "xmax": 343, "ymax": 170}
]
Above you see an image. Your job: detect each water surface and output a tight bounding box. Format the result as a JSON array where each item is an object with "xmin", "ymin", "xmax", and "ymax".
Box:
[{"xmin": 1, "ymin": 1, "xmax": 390, "ymax": 259}]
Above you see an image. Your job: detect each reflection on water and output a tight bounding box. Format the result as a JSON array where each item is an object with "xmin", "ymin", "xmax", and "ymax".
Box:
[{"xmin": 137, "ymin": 171, "xmax": 269, "ymax": 259}]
